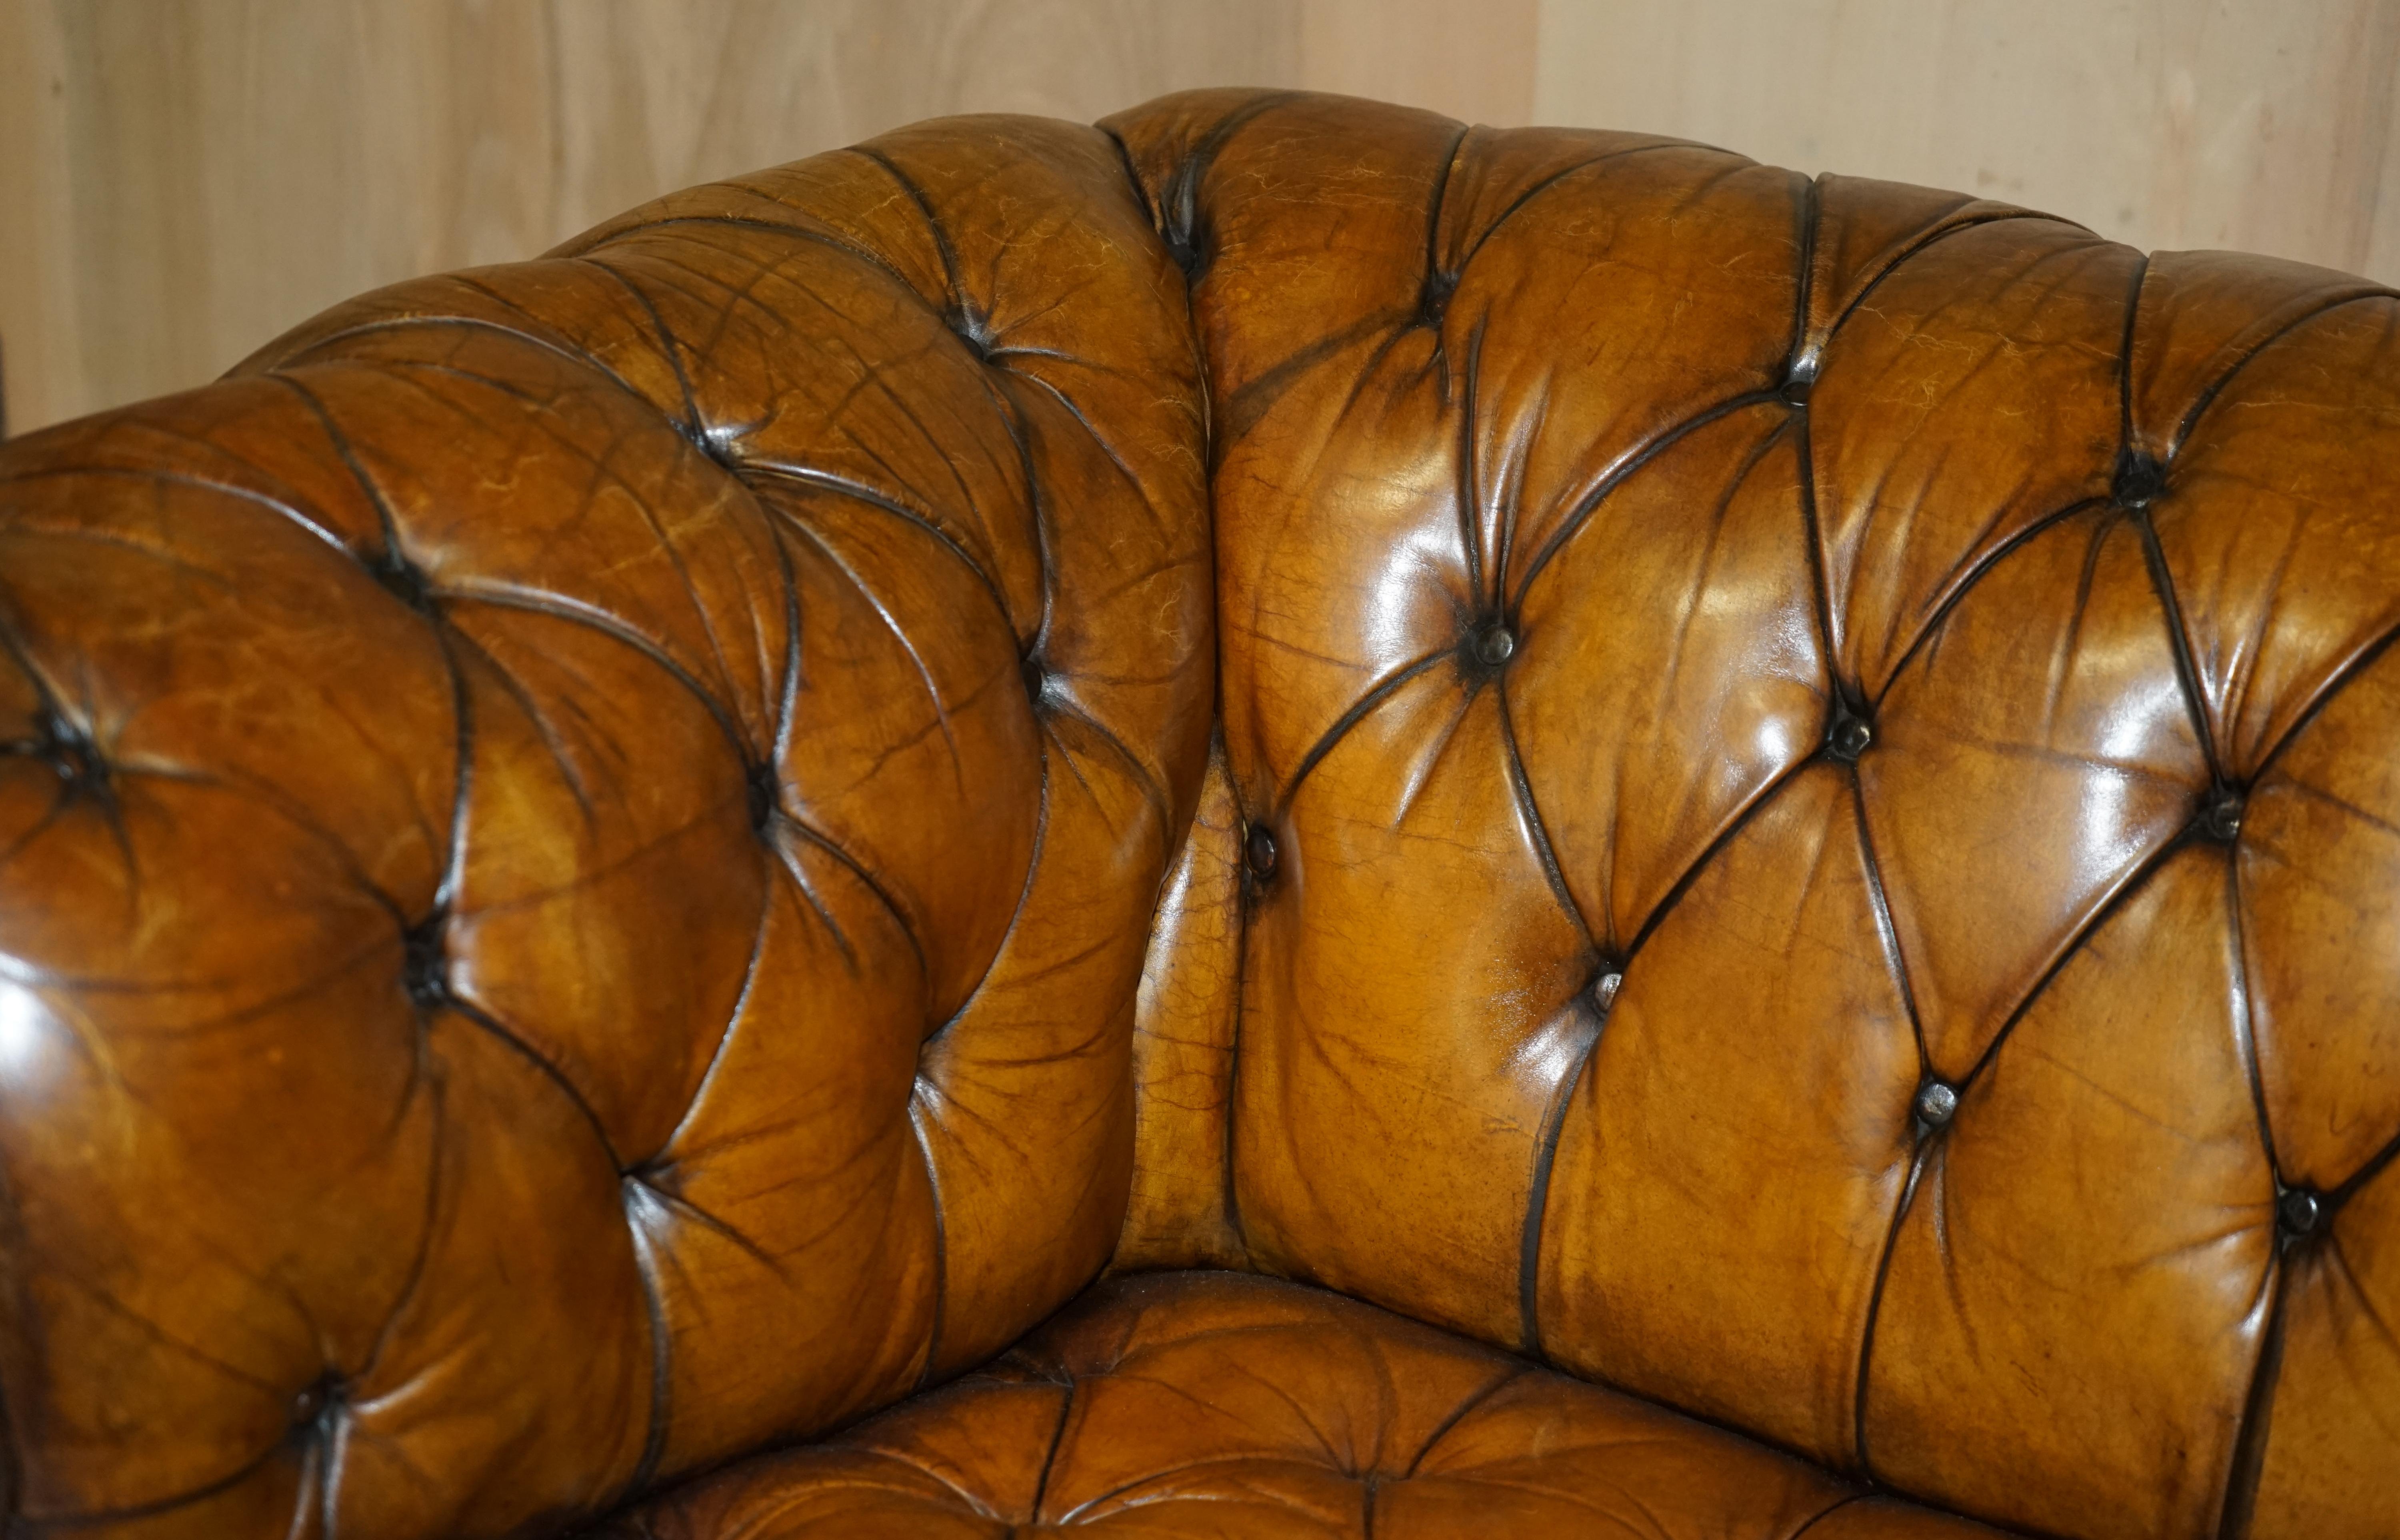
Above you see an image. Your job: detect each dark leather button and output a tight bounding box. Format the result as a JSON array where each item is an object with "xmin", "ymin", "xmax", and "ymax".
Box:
[
  {"xmin": 1779, "ymin": 376, "xmax": 1812, "ymax": 406},
  {"xmin": 1244, "ymin": 824, "xmax": 1278, "ymax": 880},
  {"xmin": 402, "ymin": 916, "xmax": 448, "ymax": 1011},
  {"xmin": 746, "ymin": 761, "xmax": 780, "ymax": 832},
  {"xmin": 1419, "ymin": 270, "xmax": 1458, "ymax": 328},
  {"xmin": 1022, "ymin": 655, "xmax": 1048, "ymax": 704},
  {"xmin": 1474, "ymin": 623, "xmax": 1516, "ymax": 666},
  {"xmin": 1914, "ymin": 1080, "xmax": 1958, "ymax": 1128},
  {"xmin": 290, "ymin": 1373, "xmax": 342, "ymax": 1430},
  {"xmin": 2278, "ymin": 1186, "xmax": 2322, "ymax": 1237},
  {"xmin": 948, "ymin": 304, "xmax": 995, "ymax": 360},
  {"xmin": 1828, "ymin": 714, "xmax": 1873, "ymax": 762},
  {"xmin": 27, "ymin": 711, "xmax": 108, "ymax": 793},
  {"xmin": 1589, "ymin": 969, "xmax": 1624, "ymax": 1014},
  {"xmin": 2113, "ymin": 451, "xmax": 2167, "ymax": 509},
  {"xmin": 373, "ymin": 553, "xmax": 436, "ymax": 612},
  {"xmin": 2200, "ymin": 789, "xmax": 2243, "ymax": 843}
]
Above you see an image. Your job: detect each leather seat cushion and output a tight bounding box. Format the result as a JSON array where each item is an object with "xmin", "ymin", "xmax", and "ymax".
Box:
[{"xmin": 603, "ymin": 1271, "xmax": 2013, "ymax": 1538}]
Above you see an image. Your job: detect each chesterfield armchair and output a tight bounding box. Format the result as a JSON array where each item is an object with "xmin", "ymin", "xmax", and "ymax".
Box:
[{"xmin": 0, "ymin": 89, "xmax": 2392, "ymax": 1539}]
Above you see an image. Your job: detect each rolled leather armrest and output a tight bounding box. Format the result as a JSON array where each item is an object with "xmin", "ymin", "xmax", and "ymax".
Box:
[{"xmin": 0, "ymin": 116, "xmax": 1210, "ymax": 1535}]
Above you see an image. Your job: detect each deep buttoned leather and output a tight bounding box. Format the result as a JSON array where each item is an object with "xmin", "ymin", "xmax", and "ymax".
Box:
[
  {"xmin": 601, "ymin": 1270, "xmax": 2013, "ymax": 1539},
  {"xmin": 1108, "ymin": 91, "xmax": 2400, "ymax": 1540},
  {"xmin": 0, "ymin": 116, "xmax": 1210, "ymax": 1533},
  {"xmin": 0, "ymin": 88, "xmax": 2394, "ymax": 1540}
]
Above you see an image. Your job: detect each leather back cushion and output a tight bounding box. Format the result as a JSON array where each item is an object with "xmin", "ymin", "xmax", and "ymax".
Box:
[
  {"xmin": 1108, "ymin": 90, "xmax": 2400, "ymax": 1539},
  {"xmin": 0, "ymin": 118, "xmax": 1208, "ymax": 1534}
]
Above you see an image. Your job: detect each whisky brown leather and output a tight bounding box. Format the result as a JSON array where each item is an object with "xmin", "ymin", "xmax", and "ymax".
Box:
[
  {"xmin": 1108, "ymin": 91, "xmax": 2400, "ymax": 1540},
  {"xmin": 0, "ymin": 116, "xmax": 1210, "ymax": 1535},
  {"xmin": 0, "ymin": 87, "xmax": 2393, "ymax": 1540},
  {"xmin": 601, "ymin": 1270, "xmax": 2012, "ymax": 1539}
]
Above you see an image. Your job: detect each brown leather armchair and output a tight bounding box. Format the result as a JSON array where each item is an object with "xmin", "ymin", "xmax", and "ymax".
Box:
[{"xmin": 0, "ymin": 89, "xmax": 2391, "ymax": 1540}]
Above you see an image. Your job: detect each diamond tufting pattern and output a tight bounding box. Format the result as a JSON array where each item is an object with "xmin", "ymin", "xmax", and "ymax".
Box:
[
  {"xmin": 0, "ymin": 117, "xmax": 1208, "ymax": 1534},
  {"xmin": 0, "ymin": 88, "xmax": 2394, "ymax": 1540},
  {"xmin": 600, "ymin": 1270, "xmax": 2013, "ymax": 1540},
  {"xmin": 1106, "ymin": 91, "xmax": 2400, "ymax": 1540}
]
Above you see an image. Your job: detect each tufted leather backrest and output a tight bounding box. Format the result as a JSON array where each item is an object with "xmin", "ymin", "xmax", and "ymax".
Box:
[
  {"xmin": 5, "ymin": 86, "xmax": 2397, "ymax": 1540},
  {"xmin": 1108, "ymin": 91, "xmax": 2400, "ymax": 1539},
  {"xmin": 0, "ymin": 117, "xmax": 1208, "ymax": 1534}
]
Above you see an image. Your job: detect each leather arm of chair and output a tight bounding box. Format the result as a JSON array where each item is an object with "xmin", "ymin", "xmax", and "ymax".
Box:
[{"xmin": 0, "ymin": 116, "xmax": 1210, "ymax": 1536}]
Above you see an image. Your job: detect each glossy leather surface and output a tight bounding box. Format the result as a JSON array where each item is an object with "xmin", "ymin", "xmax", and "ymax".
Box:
[
  {"xmin": 1108, "ymin": 91, "xmax": 2400, "ymax": 1540},
  {"xmin": 602, "ymin": 1270, "xmax": 2009, "ymax": 1539},
  {"xmin": 0, "ymin": 87, "xmax": 2394, "ymax": 1540},
  {"xmin": 0, "ymin": 117, "xmax": 1208, "ymax": 1534}
]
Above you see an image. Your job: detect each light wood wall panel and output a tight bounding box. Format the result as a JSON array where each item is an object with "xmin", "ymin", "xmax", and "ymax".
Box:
[
  {"xmin": 3, "ymin": 0, "xmax": 2393, "ymax": 437},
  {"xmin": 0, "ymin": 0, "xmax": 87, "ymax": 435},
  {"xmin": 1535, "ymin": 0, "xmax": 2400, "ymax": 284},
  {"xmin": 0, "ymin": 0, "xmax": 1307, "ymax": 435},
  {"xmin": 1300, "ymin": 0, "xmax": 1537, "ymax": 127}
]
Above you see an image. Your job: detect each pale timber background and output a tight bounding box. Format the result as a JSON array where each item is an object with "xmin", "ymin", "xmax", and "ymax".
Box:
[{"xmin": 2, "ymin": 0, "xmax": 2395, "ymax": 435}]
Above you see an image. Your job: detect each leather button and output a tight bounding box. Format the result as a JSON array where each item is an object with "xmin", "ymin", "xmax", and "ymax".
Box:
[
  {"xmin": 28, "ymin": 711, "xmax": 108, "ymax": 794},
  {"xmin": 1828, "ymin": 713, "xmax": 1873, "ymax": 762},
  {"xmin": 1589, "ymin": 969, "xmax": 1624, "ymax": 1014},
  {"xmin": 746, "ymin": 761, "xmax": 780, "ymax": 832},
  {"xmin": 2278, "ymin": 1186, "xmax": 2322, "ymax": 1238},
  {"xmin": 1914, "ymin": 1080, "xmax": 1958, "ymax": 1128},
  {"xmin": 948, "ymin": 304, "xmax": 995, "ymax": 360},
  {"xmin": 1778, "ymin": 376, "xmax": 1812, "ymax": 406},
  {"xmin": 290, "ymin": 1373, "xmax": 343, "ymax": 1430},
  {"xmin": 2112, "ymin": 451, "xmax": 2167, "ymax": 509},
  {"xmin": 1022, "ymin": 655, "xmax": 1048, "ymax": 705},
  {"xmin": 402, "ymin": 916, "xmax": 448, "ymax": 1011},
  {"xmin": 1473, "ymin": 623, "xmax": 1516, "ymax": 667},
  {"xmin": 1419, "ymin": 270, "xmax": 1458, "ymax": 328},
  {"xmin": 2199, "ymin": 789, "xmax": 2243, "ymax": 843},
  {"xmin": 373, "ymin": 553, "xmax": 436, "ymax": 612},
  {"xmin": 1245, "ymin": 824, "xmax": 1279, "ymax": 880}
]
